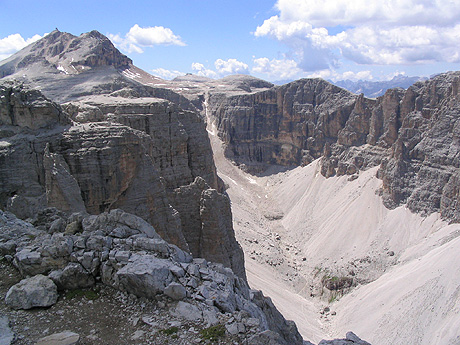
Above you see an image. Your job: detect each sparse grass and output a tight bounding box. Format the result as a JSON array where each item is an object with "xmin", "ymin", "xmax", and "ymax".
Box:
[
  {"xmin": 65, "ymin": 288, "xmax": 99, "ymax": 300},
  {"xmin": 160, "ymin": 326, "xmax": 179, "ymax": 336},
  {"xmin": 200, "ymin": 324, "xmax": 226, "ymax": 341},
  {"xmin": 313, "ymin": 266, "xmax": 323, "ymax": 278},
  {"xmin": 329, "ymin": 294, "xmax": 338, "ymax": 303}
]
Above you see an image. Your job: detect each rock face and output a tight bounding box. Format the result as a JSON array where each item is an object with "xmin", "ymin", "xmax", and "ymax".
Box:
[
  {"xmin": 0, "ymin": 79, "xmax": 244, "ymax": 278},
  {"xmin": 0, "ymin": 209, "xmax": 303, "ymax": 345},
  {"xmin": 208, "ymin": 78, "xmax": 368, "ymax": 170},
  {"xmin": 208, "ymin": 73, "xmax": 460, "ymax": 223},
  {"xmin": 0, "ymin": 29, "xmax": 131, "ymax": 79},
  {"xmin": 5, "ymin": 274, "xmax": 58, "ymax": 310}
]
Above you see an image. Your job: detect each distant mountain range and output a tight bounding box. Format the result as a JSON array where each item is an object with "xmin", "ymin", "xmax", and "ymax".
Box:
[{"xmin": 333, "ymin": 75, "xmax": 427, "ymax": 98}]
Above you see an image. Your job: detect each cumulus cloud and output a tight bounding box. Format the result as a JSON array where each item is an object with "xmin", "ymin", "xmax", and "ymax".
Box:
[
  {"xmin": 151, "ymin": 68, "xmax": 185, "ymax": 80},
  {"xmin": 191, "ymin": 59, "xmax": 249, "ymax": 78},
  {"xmin": 215, "ymin": 58, "xmax": 249, "ymax": 75},
  {"xmin": 0, "ymin": 33, "xmax": 42, "ymax": 60},
  {"xmin": 255, "ymin": 0, "xmax": 460, "ymax": 70},
  {"xmin": 252, "ymin": 57, "xmax": 303, "ymax": 80},
  {"xmin": 192, "ymin": 62, "xmax": 218, "ymax": 78},
  {"xmin": 308, "ymin": 69, "xmax": 374, "ymax": 82},
  {"xmin": 109, "ymin": 24, "xmax": 185, "ymax": 54}
]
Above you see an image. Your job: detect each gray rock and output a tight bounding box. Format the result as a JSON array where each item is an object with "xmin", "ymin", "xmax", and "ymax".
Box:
[
  {"xmin": 164, "ymin": 282, "xmax": 187, "ymax": 300},
  {"xmin": 5, "ymin": 274, "xmax": 58, "ymax": 310},
  {"xmin": 35, "ymin": 331, "xmax": 80, "ymax": 345},
  {"xmin": 346, "ymin": 332, "xmax": 372, "ymax": 345},
  {"xmin": 173, "ymin": 301, "xmax": 203, "ymax": 321},
  {"xmin": 248, "ymin": 330, "xmax": 289, "ymax": 345},
  {"xmin": 317, "ymin": 332, "xmax": 372, "ymax": 345},
  {"xmin": 14, "ymin": 249, "xmax": 44, "ymax": 276},
  {"xmin": 49, "ymin": 263, "xmax": 95, "ymax": 291},
  {"xmin": 116, "ymin": 255, "xmax": 175, "ymax": 299},
  {"xmin": 202, "ymin": 308, "xmax": 219, "ymax": 326},
  {"xmin": 0, "ymin": 316, "xmax": 14, "ymax": 345},
  {"xmin": 225, "ymin": 322, "xmax": 245, "ymax": 335}
]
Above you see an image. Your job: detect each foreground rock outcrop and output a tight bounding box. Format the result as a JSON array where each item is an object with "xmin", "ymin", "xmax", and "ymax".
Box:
[{"xmin": 0, "ymin": 208, "xmax": 303, "ymax": 344}]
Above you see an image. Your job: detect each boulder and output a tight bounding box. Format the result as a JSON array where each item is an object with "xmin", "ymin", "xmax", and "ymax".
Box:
[
  {"xmin": 248, "ymin": 330, "xmax": 289, "ymax": 345},
  {"xmin": 5, "ymin": 274, "xmax": 58, "ymax": 310},
  {"xmin": 49, "ymin": 263, "xmax": 95, "ymax": 290},
  {"xmin": 164, "ymin": 282, "xmax": 187, "ymax": 300},
  {"xmin": 172, "ymin": 301, "xmax": 203, "ymax": 321},
  {"xmin": 0, "ymin": 316, "xmax": 14, "ymax": 345},
  {"xmin": 318, "ymin": 332, "xmax": 371, "ymax": 345},
  {"xmin": 116, "ymin": 255, "xmax": 175, "ymax": 299}
]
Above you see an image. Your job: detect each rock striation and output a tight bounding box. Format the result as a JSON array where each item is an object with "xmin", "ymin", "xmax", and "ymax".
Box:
[
  {"xmin": 0, "ymin": 78, "xmax": 244, "ymax": 278},
  {"xmin": 207, "ymin": 73, "xmax": 460, "ymax": 223}
]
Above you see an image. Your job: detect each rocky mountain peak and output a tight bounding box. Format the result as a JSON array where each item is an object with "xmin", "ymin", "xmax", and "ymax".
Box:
[{"xmin": 0, "ymin": 29, "xmax": 132, "ymax": 79}]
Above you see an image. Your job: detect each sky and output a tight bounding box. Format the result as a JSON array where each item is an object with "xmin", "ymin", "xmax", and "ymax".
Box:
[{"xmin": 1, "ymin": 0, "xmax": 460, "ymax": 83}]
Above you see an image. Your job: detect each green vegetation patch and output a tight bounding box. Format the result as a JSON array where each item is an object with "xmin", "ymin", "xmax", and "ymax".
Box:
[
  {"xmin": 200, "ymin": 324, "xmax": 226, "ymax": 341},
  {"xmin": 160, "ymin": 326, "xmax": 179, "ymax": 336},
  {"xmin": 65, "ymin": 288, "xmax": 99, "ymax": 300}
]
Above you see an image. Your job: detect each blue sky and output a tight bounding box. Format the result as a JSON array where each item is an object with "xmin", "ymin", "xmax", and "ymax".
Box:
[{"xmin": 1, "ymin": 0, "xmax": 460, "ymax": 82}]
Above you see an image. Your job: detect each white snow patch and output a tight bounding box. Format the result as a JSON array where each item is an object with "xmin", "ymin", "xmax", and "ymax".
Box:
[
  {"xmin": 122, "ymin": 69, "xmax": 142, "ymax": 79},
  {"xmin": 57, "ymin": 65, "xmax": 68, "ymax": 74}
]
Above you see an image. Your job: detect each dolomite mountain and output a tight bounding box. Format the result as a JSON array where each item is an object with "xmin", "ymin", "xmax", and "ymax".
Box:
[
  {"xmin": 0, "ymin": 29, "xmax": 309, "ymax": 345},
  {"xmin": 1, "ymin": 29, "xmax": 460, "ymax": 345},
  {"xmin": 204, "ymin": 74, "xmax": 460, "ymax": 223},
  {"xmin": 0, "ymin": 30, "xmax": 245, "ymax": 278}
]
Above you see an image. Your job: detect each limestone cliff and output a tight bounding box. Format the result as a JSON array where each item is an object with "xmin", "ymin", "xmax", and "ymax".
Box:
[
  {"xmin": 207, "ymin": 73, "xmax": 460, "ymax": 222},
  {"xmin": 0, "ymin": 79, "xmax": 244, "ymax": 279}
]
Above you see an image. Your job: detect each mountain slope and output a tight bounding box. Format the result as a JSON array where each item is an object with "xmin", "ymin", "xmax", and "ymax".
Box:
[{"xmin": 334, "ymin": 75, "xmax": 426, "ymax": 98}]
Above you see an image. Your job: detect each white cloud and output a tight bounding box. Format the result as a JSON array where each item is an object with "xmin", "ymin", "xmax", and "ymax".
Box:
[
  {"xmin": 108, "ymin": 24, "xmax": 185, "ymax": 54},
  {"xmin": 192, "ymin": 62, "xmax": 218, "ymax": 78},
  {"xmin": 255, "ymin": 0, "xmax": 460, "ymax": 70},
  {"xmin": 275, "ymin": 0, "xmax": 460, "ymax": 27},
  {"xmin": 151, "ymin": 68, "xmax": 184, "ymax": 80},
  {"xmin": 307, "ymin": 69, "xmax": 374, "ymax": 82},
  {"xmin": 252, "ymin": 57, "xmax": 303, "ymax": 80},
  {"xmin": 191, "ymin": 58, "xmax": 249, "ymax": 78},
  {"xmin": 215, "ymin": 58, "xmax": 249, "ymax": 75},
  {"xmin": 0, "ymin": 33, "xmax": 42, "ymax": 60}
]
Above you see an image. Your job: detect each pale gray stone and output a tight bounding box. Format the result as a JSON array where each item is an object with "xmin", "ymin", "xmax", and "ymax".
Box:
[
  {"xmin": 35, "ymin": 331, "xmax": 80, "ymax": 345},
  {"xmin": 116, "ymin": 255, "xmax": 174, "ymax": 299},
  {"xmin": 173, "ymin": 301, "xmax": 203, "ymax": 321},
  {"xmin": 164, "ymin": 282, "xmax": 186, "ymax": 300},
  {"xmin": 5, "ymin": 274, "xmax": 58, "ymax": 310},
  {"xmin": 0, "ymin": 316, "xmax": 14, "ymax": 345},
  {"xmin": 49, "ymin": 263, "xmax": 95, "ymax": 291}
]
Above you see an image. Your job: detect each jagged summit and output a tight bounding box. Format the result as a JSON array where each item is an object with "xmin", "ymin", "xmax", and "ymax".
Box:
[
  {"xmin": 0, "ymin": 29, "xmax": 132, "ymax": 77},
  {"xmin": 0, "ymin": 29, "xmax": 168, "ymax": 102}
]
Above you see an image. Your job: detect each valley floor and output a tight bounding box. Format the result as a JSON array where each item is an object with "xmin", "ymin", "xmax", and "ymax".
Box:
[{"xmin": 207, "ymin": 121, "xmax": 460, "ymax": 345}]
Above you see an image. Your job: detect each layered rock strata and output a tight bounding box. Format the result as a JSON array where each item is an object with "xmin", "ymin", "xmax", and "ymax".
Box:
[
  {"xmin": 0, "ymin": 80, "xmax": 244, "ymax": 278},
  {"xmin": 207, "ymin": 73, "xmax": 460, "ymax": 222}
]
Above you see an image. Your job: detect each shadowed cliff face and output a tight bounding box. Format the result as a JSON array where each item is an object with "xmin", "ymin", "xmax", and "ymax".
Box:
[
  {"xmin": 208, "ymin": 79, "xmax": 373, "ymax": 170},
  {"xmin": 207, "ymin": 73, "xmax": 460, "ymax": 222},
  {"xmin": 0, "ymin": 80, "xmax": 245, "ymax": 279}
]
